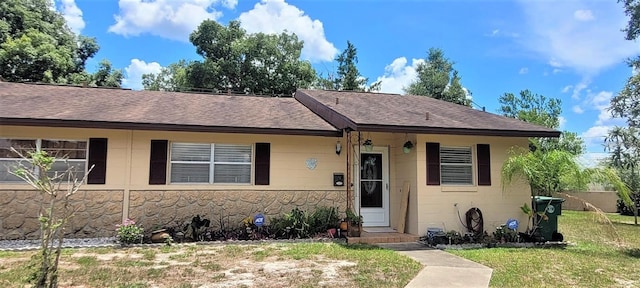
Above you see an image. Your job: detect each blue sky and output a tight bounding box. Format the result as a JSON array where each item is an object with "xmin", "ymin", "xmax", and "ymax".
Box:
[{"xmin": 55, "ymin": 0, "xmax": 639, "ymax": 163}]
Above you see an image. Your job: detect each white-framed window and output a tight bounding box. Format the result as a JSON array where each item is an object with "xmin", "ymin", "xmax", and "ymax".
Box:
[
  {"xmin": 170, "ymin": 142, "xmax": 252, "ymax": 184},
  {"xmin": 0, "ymin": 138, "xmax": 88, "ymax": 182},
  {"xmin": 440, "ymin": 146, "xmax": 473, "ymax": 185}
]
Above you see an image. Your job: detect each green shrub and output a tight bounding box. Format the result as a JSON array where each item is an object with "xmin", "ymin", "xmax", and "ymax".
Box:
[
  {"xmin": 309, "ymin": 206, "xmax": 339, "ymax": 234},
  {"xmin": 116, "ymin": 219, "xmax": 144, "ymax": 244}
]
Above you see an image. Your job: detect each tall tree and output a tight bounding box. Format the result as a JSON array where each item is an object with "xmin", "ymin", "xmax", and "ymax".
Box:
[
  {"xmin": 334, "ymin": 41, "xmax": 367, "ymax": 91},
  {"xmin": 499, "ymin": 89, "xmax": 585, "ymax": 155},
  {"xmin": 315, "ymin": 41, "xmax": 380, "ymax": 92},
  {"xmin": 0, "ymin": 0, "xmax": 100, "ymax": 83},
  {"xmin": 176, "ymin": 20, "xmax": 315, "ymax": 95},
  {"xmin": 606, "ymin": 0, "xmax": 640, "ymax": 219},
  {"xmin": 405, "ymin": 48, "xmax": 471, "ymax": 106}
]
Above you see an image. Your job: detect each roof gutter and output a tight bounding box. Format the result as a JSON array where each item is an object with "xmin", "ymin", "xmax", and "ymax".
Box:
[
  {"xmin": 0, "ymin": 118, "xmax": 343, "ymax": 137},
  {"xmin": 353, "ymin": 124, "xmax": 561, "ymax": 138}
]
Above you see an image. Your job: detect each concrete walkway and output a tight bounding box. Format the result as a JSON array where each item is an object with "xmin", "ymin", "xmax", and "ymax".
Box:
[{"xmin": 377, "ymin": 243, "xmax": 493, "ymax": 288}]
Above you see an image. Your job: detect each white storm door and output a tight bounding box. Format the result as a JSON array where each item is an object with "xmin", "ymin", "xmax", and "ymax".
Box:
[{"xmin": 356, "ymin": 147, "xmax": 389, "ymax": 227}]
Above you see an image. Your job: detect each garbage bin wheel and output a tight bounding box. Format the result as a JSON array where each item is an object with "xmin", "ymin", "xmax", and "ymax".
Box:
[{"xmin": 551, "ymin": 231, "xmax": 563, "ymax": 242}]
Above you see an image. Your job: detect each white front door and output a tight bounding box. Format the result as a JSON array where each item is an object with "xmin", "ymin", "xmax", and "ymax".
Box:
[{"xmin": 355, "ymin": 146, "xmax": 389, "ymax": 227}]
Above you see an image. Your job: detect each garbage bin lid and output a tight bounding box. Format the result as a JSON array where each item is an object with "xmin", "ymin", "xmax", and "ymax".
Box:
[{"xmin": 533, "ymin": 196, "xmax": 565, "ymax": 202}]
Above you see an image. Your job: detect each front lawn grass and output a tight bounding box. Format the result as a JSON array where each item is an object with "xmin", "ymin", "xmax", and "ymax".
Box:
[
  {"xmin": 450, "ymin": 211, "xmax": 640, "ymax": 288},
  {"xmin": 0, "ymin": 242, "xmax": 421, "ymax": 288}
]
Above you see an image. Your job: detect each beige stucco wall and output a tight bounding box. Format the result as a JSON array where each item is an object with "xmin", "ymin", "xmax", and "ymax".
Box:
[
  {"xmin": 1, "ymin": 126, "xmax": 347, "ymax": 191},
  {"xmin": 128, "ymin": 130, "xmax": 345, "ymax": 190},
  {"xmin": 412, "ymin": 134, "xmax": 532, "ymax": 236},
  {"xmin": 558, "ymin": 191, "xmax": 619, "ymax": 213},
  {"xmin": 0, "ymin": 190, "xmax": 123, "ymax": 240}
]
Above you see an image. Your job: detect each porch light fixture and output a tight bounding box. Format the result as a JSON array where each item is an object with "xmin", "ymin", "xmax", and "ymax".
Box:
[
  {"xmin": 336, "ymin": 141, "xmax": 342, "ymax": 155},
  {"xmin": 363, "ymin": 139, "xmax": 373, "ymax": 151},
  {"xmin": 403, "ymin": 141, "xmax": 414, "ymax": 154}
]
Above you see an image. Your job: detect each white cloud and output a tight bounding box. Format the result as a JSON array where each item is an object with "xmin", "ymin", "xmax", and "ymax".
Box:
[
  {"xmin": 486, "ymin": 29, "xmax": 519, "ymax": 38},
  {"xmin": 577, "ymin": 89, "xmax": 627, "ymax": 157},
  {"xmin": 591, "ymin": 91, "xmax": 614, "ymax": 125},
  {"xmin": 552, "ymin": 68, "xmax": 562, "ymax": 74},
  {"xmin": 238, "ymin": 0, "xmax": 337, "ymax": 62},
  {"xmin": 57, "ymin": 0, "xmax": 85, "ymax": 33},
  {"xmin": 573, "ymin": 9, "xmax": 595, "ymax": 21},
  {"xmin": 520, "ymin": 1, "xmax": 640, "ymax": 75},
  {"xmin": 572, "ymin": 78, "xmax": 590, "ymax": 99},
  {"xmin": 580, "ymin": 125, "xmax": 609, "ymax": 148},
  {"xmin": 558, "ymin": 116, "xmax": 567, "ymax": 129},
  {"xmin": 108, "ymin": 0, "xmax": 228, "ymax": 41},
  {"xmin": 519, "ymin": 67, "xmax": 528, "ymax": 74},
  {"xmin": 123, "ymin": 59, "xmax": 162, "ymax": 90},
  {"xmin": 561, "ymin": 85, "xmax": 573, "ymax": 93},
  {"xmin": 578, "ymin": 152, "xmax": 609, "ymax": 168},
  {"xmin": 375, "ymin": 57, "xmax": 425, "ymax": 94},
  {"xmin": 572, "ymin": 105, "xmax": 584, "ymax": 114},
  {"xmin": 548, "ymin": 59, "xmax": 563, "ymax": 68},
  {"xmin": 221, "ymin": 0, "xmax": 237, "ymax": 9}
]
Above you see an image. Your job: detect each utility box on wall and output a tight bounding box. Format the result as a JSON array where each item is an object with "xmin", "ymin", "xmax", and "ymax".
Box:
[{"xmin": 333, "ymin": 173, "xmax": 344, "ymax": 186}]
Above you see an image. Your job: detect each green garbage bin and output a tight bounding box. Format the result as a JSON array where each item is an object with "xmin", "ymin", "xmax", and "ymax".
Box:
[{"xmin": 533, "ymin": 196, "xmax": 565, "ymax": 242}]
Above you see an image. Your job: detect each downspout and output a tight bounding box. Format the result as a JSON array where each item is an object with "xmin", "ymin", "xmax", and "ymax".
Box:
[
  {"xmin": 345, "ymin": 129, "xmax": 351, "ymax": 211},
  {"xmin": 122, "ymin": 130, "xmax": 133, "ymax": 222},
  {"xmin": 357, "ymin": 131, "xmax": 362, "ymax": 217}
]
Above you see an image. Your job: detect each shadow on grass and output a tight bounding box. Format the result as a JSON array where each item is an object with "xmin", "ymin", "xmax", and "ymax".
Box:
[
  {"xmin": 611, "ymin": 221, "xmax": 640, "ymax": 227},
  {"xmin": 337, "ymin": 243, "xmax": 384, "ymax": 251},
  {"xmin": 622, "ymin": 248, "xmax": 640, "ymax": 258}
]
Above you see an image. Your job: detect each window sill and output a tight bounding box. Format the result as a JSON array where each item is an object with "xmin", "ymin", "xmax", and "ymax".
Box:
[
  {"xmin": 441, "ymin": 186, "xmax": 477, "ymax": 193},
  {"xmin": 169, "ymin": 183, "xmax": 252, "ymax": 186}
]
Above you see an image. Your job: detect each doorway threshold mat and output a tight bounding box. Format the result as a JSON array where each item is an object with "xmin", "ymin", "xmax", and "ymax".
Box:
[{"xmin": 363, "ymin": 227, "xmax": 397, "ymax": 233}]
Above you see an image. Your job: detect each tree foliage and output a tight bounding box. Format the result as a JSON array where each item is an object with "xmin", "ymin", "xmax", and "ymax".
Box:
[
  {"xmin": 143, "ymin": 20, "xmax": 315, "ymax": 95},
  {"xmin": 621, "ymin": 0, "xmax": 640, "ymax": 41},
  {"xmin": 0, "ymin": 0, "xmax": 104, "ymax": 83},
  {"xmin": 10, "ymin": 149, "xmax": 93, "ymax": 288},
  {"xmin": 502, "ymin": 147, "xmax": 632, "ymax": 206},
  {"xmin": 405, "ymin": 48, "xmax": 471, "ymax": 106},
  {"xmin": 142, "ymin": 60, "xmax": 189, "ymax": 92},
  {"xmin": 499, "ymin": 89, "xmax": 585, "ymax": 155},
  {"xmin": 605, "ymin": 0, "xmax": 640, "ymax": 215}
]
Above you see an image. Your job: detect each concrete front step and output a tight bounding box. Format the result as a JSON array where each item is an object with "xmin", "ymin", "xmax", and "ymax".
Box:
[{"xmin": 346, "ymin": 232, "xmax": 419, "ymax": 244}]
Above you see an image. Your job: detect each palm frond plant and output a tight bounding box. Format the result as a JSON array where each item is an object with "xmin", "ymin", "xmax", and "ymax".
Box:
[{"xmin": 502, "ymin": 146, "xmax": 633, "ymax": 245}]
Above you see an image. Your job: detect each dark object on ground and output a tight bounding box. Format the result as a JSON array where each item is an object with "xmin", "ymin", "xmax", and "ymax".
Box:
[
  {"xmin": 551, "ymin": 231, "xmax": 564, "ymax": 242},
  {"xmin": 617, "ymin": 197, "xmax": 639, "ymax": 216}
]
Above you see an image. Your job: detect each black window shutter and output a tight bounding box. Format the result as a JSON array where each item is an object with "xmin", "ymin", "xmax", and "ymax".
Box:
[
  {"xmin": 149, "ymin": 140, "xmax": 168, "ymax": 185},
  {"xmin": 477, "ymin": 144, "xmax": 491, "ymax": 186},
  {"xmin": 87, "ymin": 138, "xmax": 108, "ymax": 184},
  {"xmin": 255, "ymin": 143, "xmax": 270, "ymax": 185},
  {"xmin": 426, "ymin": 142, "xmax": 440, "ymax": 185}
]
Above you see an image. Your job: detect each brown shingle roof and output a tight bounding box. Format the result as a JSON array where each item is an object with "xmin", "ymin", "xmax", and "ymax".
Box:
[
  {"xmin": 0, "ymin": 82, "xmax": 340, "ymax": 136},
  {"xmin": 295, "ymin": 89, "xmax": 560, "ymax": 137}
]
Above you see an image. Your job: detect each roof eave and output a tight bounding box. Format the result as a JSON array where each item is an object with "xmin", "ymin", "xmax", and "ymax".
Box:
[
  {"xmin": 354, "ymin": 124, "xmax": 561, "ymax": 138},
  {"xmin": 294, "ymin": 90, "xmax": 358, "ymax": 130},
  {"xmin": 0, "ymin": 118, "xmax": 342, "ymax": 137}
]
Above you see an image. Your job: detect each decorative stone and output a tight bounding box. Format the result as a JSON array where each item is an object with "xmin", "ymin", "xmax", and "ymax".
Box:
[
  {"xmin": 3, "ymin": 214, "xmax": 25, "ymax": 229},
  {"xmin": 0, "ymin": 191, "xmax": 16, "ymax": 205},
  {"xmin": 144, "ymin": 192, "xmax": 163, "ymax": 203}
]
